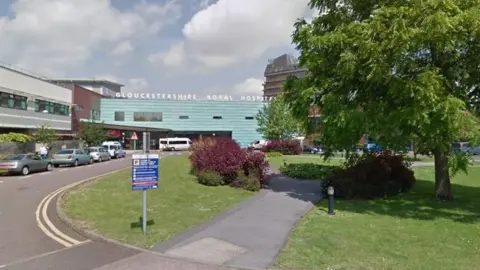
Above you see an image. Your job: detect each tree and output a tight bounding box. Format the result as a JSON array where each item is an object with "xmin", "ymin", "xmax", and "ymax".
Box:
[
  {"xmin": 34, "ymin": 125, "xmax": 58, "ymax": 145},
  {"xmin": 284, "ymin": 0, "xmax": 480, "ymax": 199},
  {"xmin": 255, "ymin": 96, "xmax": 303, "ymax": 140},
  {"xmin": 78, "ymin": 122, "xmax": 108, "ymax": 147}
]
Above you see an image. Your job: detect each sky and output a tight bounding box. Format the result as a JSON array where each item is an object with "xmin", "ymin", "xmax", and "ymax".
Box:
[{"xmin": 0, "ymin": 0, "xmax": 316, "ymax": 97}]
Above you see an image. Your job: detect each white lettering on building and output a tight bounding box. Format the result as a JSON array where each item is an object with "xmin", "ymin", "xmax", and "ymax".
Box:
[{"xmin": 114, "ymin": 92, "xmax": 274, "ymax": 102}]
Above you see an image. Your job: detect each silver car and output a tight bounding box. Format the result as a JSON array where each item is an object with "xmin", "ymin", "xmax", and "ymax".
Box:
[
  {"xmin": 0, "ymin": 153, "xmax": 53, "ymax": 176},
  {"xmin": 87, "ymin": 147, "xmax": 111, "ymax": 162}
]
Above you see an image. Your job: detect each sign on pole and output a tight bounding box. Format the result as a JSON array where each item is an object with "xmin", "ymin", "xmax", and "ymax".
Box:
[
  {"xmin": 132, "ymin": 154, "xmax": 159, "ymax": 190},
  {"xmin": 131, "ymin": 132, "xmax": 138, "ymax": 140}
]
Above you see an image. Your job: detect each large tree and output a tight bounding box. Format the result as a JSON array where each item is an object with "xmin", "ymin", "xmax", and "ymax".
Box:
[
  {"xmin": 284, "ymin": 0, "xmax": 480, "ymax": 199},
  {"xmin": 255, "ymin": 96, "xmax": 304, "ymax": 140}
]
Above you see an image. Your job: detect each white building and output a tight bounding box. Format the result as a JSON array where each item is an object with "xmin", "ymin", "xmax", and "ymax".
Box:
[
  {"xmin": 0, "ymin": 64, "xmax": 72, "ymax": 131},
  {"xmin": 47, "ymin": 79, "xmax": 123, "ymax": 98}
]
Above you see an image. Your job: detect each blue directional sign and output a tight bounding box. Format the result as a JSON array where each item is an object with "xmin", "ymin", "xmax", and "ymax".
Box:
[{"xmin": 132, "ymin": 154, "xmax": 159, "ymax": 191}]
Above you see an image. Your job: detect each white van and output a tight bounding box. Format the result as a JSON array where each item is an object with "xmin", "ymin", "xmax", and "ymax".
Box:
[
  {"xmin": 159, "ymin": 138, "xmax": 192, "ymax": 151},
  {"xmin": 102, "ymin": 141, "xmax": 126, "ymax": 158}
]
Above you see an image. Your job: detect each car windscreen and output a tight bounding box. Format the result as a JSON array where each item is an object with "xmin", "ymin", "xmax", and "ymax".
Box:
[
  {"xmin": 3, "ymin": 154, "xmax": 25, "ymax": 160},
  {"xmin": 88, "ymin": 148, "xmax": 98, "ymax": 152},
  {"xmin": 56, "ymin": 150, "xmax": 74, "ymax": 154}
]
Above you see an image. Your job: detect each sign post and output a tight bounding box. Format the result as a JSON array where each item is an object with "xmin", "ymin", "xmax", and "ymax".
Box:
[
  {"xmin": 131, "ymin": 132, "xmax": 138, "ymax": 151},
  {"xmin": 131, "ymin": 132, "xmax": 158, "ymax": 234}
]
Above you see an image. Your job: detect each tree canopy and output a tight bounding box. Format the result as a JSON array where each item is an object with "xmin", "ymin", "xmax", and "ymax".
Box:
[
  {"xmin": 78, "ymin": 122, "xmax": 108, "ymax": 147},
  {"xmin": 284, "ymin": 0, "xmax": 480, "ymax": 199},
  {"xmin": 34, "ymin": 125, "xmax": 58, "ymax": 145},
  {"xmin": 255, "ymin": 96, "xmax": 304, "ymax": 140}
]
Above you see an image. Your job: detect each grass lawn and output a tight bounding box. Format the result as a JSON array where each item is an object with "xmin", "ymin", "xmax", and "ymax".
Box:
[
  {"xmin": 274, "ymin": 166, "xmax": 480, "ymax": 270},
  {"xmin": 269, "ymin": 155, "xmax": 343, "ymax": 169},
  {"xmin": 62, "ymin": 155, "xmax": 254, "ymax": 248}
]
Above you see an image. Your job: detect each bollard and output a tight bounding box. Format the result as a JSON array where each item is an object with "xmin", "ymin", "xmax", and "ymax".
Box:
[{"xmin": 327, "ymin": 186, "xmax": 335, "ymax": 216}]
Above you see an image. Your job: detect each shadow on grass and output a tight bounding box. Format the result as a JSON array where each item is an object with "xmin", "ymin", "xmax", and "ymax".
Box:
[
  {"xmin": 130, "ymin": 217, "xmax": 156, "ymax": 230},
  {"xmin": 317, "ymin": 179, "xmax": 480, "ymax": 224}
]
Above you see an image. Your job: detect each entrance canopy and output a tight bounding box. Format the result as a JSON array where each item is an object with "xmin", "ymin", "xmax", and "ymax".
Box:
[{"xmin": 80, "ymin": 119, "xmax": 171, "ymax": 132}]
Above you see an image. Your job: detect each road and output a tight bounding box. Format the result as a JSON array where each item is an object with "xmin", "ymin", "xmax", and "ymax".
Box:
[{"xmin": 0, "ymin": 152, "xmax": 184, "ymax": 270}]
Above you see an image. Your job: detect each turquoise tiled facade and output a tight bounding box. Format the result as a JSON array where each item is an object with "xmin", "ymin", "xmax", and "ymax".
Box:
[{"xmin": 100, "ymin": 99, "xmax": 265, "ymax": 147}]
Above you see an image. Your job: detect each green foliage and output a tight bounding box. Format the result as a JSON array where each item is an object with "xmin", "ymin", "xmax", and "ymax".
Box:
[
  {"xmin": 255, "ymin": 95, "xmax": 303, "ymax": 140},
  {"xmin": 285, "ymin": 0, "xmax": 480, "ymax": 196},
  {"xmin": 33, "ymin": 125, "xmax": 58, "ymax": 144},
  {"xmin": 78, "ymin": 122, "xmax": 108, "ymax": 147},
  {"xmin": 266, "ymin": 152, "xmax": 283, "ymax": 158},
  {"xmin": 280, "ymin": 163, "xmax": 338, "ymax": 180},
  {"xmin": 231, "ymin": 171, "xmax": 261, "ymax": 192},
  {"xmin": 196, "ymin": 171, "xmax": 225, "ymax": 186},
  {"xmin": 0, "ymin": 132, "xmax": 32, "ymax": 143}
]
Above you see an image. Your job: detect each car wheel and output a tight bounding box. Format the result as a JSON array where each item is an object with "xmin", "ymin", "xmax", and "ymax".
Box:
[
  {"xmin": 98, "ymin": 157, "xmax": 102, "ymax": 162},
  {"xmin": 73, "ymin": 159, "xmax": 79, "ymax": 167},
  {"xmin": 46, "ymin": 163, "xmax": 53, "ymax": 171},
  {"xmin": 89, "ymin": 158, "xmax": 93, "ymax": 164},
  {"xmin": 21, "ymin": 166, "xmax": 29, "ymax": 176}
]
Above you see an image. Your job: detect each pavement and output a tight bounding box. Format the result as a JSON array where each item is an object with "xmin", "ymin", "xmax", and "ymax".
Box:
[{"xmin": 0, "ymin": 153, "xmax": 322, "ymax": 270}]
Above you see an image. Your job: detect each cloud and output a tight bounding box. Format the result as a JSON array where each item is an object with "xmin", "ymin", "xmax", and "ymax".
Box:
[
  {"xmin": 0, "ymin": 0, "xmax": 182, "ymax": 75},
  {"xmin": 232, "ymin": 78, "xmax": 264, "ymax": 96},
  {"xmin": 150, "ymin": 0, "xmax": 313, "ymax": 71},
  {"xmin": 96, "ymin": 75, "xmax": 149, "ymax": 93},
  {"xmin": 111, "ymin": 41, "xmax": 134, "ymax": 55}
]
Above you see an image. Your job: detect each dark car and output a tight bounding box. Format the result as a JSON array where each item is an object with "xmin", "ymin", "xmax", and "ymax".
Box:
[{"xmin": 303, "ymin": 146, "xmax": 320, "ymax": 154}]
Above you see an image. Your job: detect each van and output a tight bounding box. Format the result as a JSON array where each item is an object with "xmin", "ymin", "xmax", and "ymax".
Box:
[
  {"xmin": 159, "ymin": 138, "xmax": 192, "ymax": 151},
  {"xmin": 102, "ymin": 141, "xmax": 126, "ymax": 158}
]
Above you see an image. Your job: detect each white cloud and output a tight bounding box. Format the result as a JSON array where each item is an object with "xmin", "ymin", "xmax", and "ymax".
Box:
[
  {"xmin": 0, "ymin": 0, "xmax": 181, "ymax": 75},
  {"xmin": 232, "ymin": 78, "xmax": 264, "ymax": 96},
  {"xmin": 151, "ymin": 0, "xmax": 313, "ymax": 71},
  {"xmin": 111, "ymin": 41, "xmax": 134, "ymax": 55},
  {"xmin": 96, "ymin": 75, "xmax": 148, "ymax": 93},
  {"xmin": 149, "ymin": 42, "xmax": 185, "ymax": 67}
]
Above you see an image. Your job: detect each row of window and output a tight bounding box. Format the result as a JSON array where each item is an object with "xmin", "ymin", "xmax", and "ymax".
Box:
[
  {"xmin": 113, "ymin": 111, "xmax": 255, "ymax": 122},
  {"xmin": 0, "ymin": 91, "xmax": 70, "ymax": 116}
]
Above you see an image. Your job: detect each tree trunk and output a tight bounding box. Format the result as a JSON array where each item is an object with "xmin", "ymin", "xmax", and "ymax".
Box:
[{"xmin": 433, "ymin": 148, "xmax": 452, "ymax": 200}]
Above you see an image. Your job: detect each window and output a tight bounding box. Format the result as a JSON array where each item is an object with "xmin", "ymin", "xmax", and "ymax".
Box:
[
  {"xmin": 179, "ymin": 115, "xmax": 189, "ymax": 119},
  {"xmin": 169, "ymin": 140, "xmax": 188, "ymax": 145},
  {"xmin": 134, "ymin": 112, "xmax": 163, "ymax": 122},
  {"xmin": 213, "ymin": 116, "xmax": 222, "ymax": 119},
  {"xmin": 35, "ymin": 99, "xmax": 69, "ymax": 116},
  {"xmin": 0, "ymin": 91, "xmax": 27, "ymax": 110},
  {"xmin": 90, "ymin": 110, "xmax": 100, "ymax": 121},
  {"xmin": 114, "ymin": 111, "xmax": 125, "ymax": 121},
  {"xmin": 245, "ymin": 116, "xmax": 254, "ymax": 120},
  {"xmin": 57, "ymin": 150, "xmax": 74, "ymax": 154}
]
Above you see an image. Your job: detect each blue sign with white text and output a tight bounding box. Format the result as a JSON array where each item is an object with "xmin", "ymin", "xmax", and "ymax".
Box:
[{"xmin": 132, "ymin": 154, "xmax": 159, "ymax": 191}]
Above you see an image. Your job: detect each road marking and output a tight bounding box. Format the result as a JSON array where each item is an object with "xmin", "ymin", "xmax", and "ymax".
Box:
[
  {"xmin": 0, "ymin": 180, "xmax": 3, "ymax": 184},
  {"xmin": 37, "ymin": 172, "xmax": 51, "ymax": 175},
  {"xmin": 19, "ymin": 175, "xmax": 32, "ymax": 179},
  {"xmin": 36, "ymin": 167, "xmax": 132, "ymax": 247},
  {"xmin": 0, "ymin": 240, "xmax": 91, "ymax": 269},
  {"xmin": 59, "ymin": 169, "xmax": 67, "ymax": 172}
]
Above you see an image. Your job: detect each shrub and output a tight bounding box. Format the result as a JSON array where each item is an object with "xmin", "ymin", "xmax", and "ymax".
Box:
[
  {"xmin": 189, "ymin": 138, "xmax": 247, "ymax": 182},
  {"xmin": 325, "ymin": 151, "xmax": 416, "ymax": 199},
  {"xmin": 263, "ymin": 139, "xmax": 301, "ymax": 155},
  {"xmin": 0, "ymin": 132, "xmax": 32, "ymax": 142},
  {"xmin": 266, "ymin": 151, "xmax": 282, "ymax": 158},
  {"xmin": 231, "ymin": 171, "xmax": 261, "ymax": 191},
  {"xmin": 280, "ymin": 163, "xmax": 338, "ymax": 180},
  {"xmin": 197, "ymin": 171, "xmax": 224, "ymax": 186},
  {"xmin": 242, "ymin": 151, "xmax": 269, "ymax": 187}
]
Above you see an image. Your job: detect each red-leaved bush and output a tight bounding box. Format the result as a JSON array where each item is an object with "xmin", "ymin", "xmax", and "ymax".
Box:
[
  {"xmin": 189, "ymin": 137, "xmax": 247, "ymax": 182},
  {"xmin": 263, "ymin": 139, "xmax": 301, "ymax": 155}
]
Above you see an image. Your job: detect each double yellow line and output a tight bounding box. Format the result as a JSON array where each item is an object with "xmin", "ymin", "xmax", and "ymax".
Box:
[{"xmin": 35, "ymin": 168, "xmax": 129, "ymax": 247}]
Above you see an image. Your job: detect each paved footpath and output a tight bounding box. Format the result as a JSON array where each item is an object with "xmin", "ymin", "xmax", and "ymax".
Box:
[{"xmin": 95, "ymin": 168, "xmax": 323, "ymax": 270}]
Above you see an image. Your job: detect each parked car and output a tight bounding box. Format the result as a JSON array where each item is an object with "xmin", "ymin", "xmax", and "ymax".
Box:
[
  {"xmin": 452, "ymin": 142, "xmax": 480, "ymax": 155},
  {"xmin": 248, "ymin": 140, "xmax": 268, "ymax": 150},
  {"xmin": 87, "ymin": 147, "xmax": 111, "ymax": 162},
  {"xmin": 303, "ymin": 146, "xmax": 319, "ymax": 154},
  {"xmin": 0, "ymin": 153, "xmax": 53, "ymax": 176},
  {"xmin": 52, "ymin": 149, "xmax": 93, "ymax": 167},
  {"xmin": 102, "ymin": 142, "xmax": 127, "ymax": 158}
]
